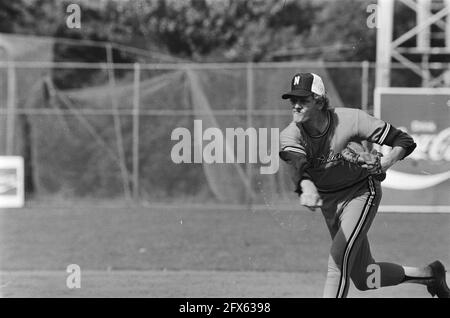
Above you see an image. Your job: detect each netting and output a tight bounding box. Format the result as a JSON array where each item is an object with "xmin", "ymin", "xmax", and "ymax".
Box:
[
  {"xmin": 0, "ymin": 34, "xmax": 54, "ymax": 156},
  {"xmin": 1, "ymin": 33, "xmax": 380, "ymax": 206}
]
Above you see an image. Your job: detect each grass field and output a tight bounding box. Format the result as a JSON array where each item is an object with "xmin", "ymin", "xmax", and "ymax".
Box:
[{"xmin": 1, "ymin": 202, "xmax": 449, "ymax": 297}]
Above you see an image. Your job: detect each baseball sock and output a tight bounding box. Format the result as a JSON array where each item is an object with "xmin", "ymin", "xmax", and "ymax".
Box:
[{"xmin": 400, "ymin": 266, "xmax": 433, "ymax": 285}]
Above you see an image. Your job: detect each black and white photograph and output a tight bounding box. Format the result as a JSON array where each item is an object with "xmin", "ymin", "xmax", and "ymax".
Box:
[{"xmin": 0, "ymin": 0, "xmax": 449, "ymax": 301}]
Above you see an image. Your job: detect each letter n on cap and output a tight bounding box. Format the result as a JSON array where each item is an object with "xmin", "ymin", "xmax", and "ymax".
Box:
[{"xmin": 294, "ymin": 76, "xmax": 300, "ymax": 85}]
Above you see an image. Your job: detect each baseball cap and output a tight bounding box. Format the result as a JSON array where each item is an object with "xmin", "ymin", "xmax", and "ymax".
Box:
[{"xmin": 281, "ymin": 72, "xmax": 326, "ymax": 99}]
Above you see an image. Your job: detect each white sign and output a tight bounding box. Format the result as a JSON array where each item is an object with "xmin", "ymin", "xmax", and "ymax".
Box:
[{"xmin": 0, "ymin": 156, "xmax": 24, "ymax": 208}]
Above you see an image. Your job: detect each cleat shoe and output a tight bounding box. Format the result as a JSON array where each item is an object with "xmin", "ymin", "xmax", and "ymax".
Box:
[{"xmin": 426, "ymin": 260, "xmax": 450, "ymax": 298}]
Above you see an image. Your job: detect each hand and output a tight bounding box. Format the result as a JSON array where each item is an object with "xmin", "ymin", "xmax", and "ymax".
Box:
[
  {"xmin": 373, "ymin": 146, "xmax": 406, "ymax": 174},
  {"xmin": 360, "ymin": 153, "xmax": 391, "ymax": 173},
  {"xmin": 299, "ymin": 192, "xmax": 323, "ymax": 212},
  {"xmin": 378, "ymin": 156, "xmax": 394, "ymax": 173}
]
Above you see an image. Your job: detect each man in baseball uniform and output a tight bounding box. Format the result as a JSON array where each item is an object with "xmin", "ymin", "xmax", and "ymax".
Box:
[{"xmin": 279, "ymin": 72, "xmax": 450, "ymax": 298}]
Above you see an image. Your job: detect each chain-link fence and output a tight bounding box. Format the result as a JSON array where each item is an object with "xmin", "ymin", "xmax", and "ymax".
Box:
[
  {"xmin": 1, "ymin": 35, "xmax": 446, "ymax": 206},
  {"xmin": 0, "ymin": 60, "xmax": 402, "ymax": 204}
]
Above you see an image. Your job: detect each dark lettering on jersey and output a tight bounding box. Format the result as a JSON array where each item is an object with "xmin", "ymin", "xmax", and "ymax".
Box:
[{"xmin": 313, "ymin": 149, "xmax": 344, "ymax": 168}]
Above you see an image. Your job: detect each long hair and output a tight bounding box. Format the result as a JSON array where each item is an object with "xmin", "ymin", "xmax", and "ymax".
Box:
[{"xmin": 312, "ymin": 93, "xmax": 331, "ymax": 111}]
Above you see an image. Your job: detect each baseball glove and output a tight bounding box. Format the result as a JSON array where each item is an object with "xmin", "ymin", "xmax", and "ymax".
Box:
[{"xmin": 341, "ymin": 142, "xmax": 386, "ymax": 181}]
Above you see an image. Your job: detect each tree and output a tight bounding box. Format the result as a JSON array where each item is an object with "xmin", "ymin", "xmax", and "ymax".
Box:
[{"xmin": 0, "ymin": 0, "xmax": 29, "ymax": 33}]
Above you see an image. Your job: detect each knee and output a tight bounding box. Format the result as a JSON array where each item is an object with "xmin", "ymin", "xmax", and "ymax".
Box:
[
  {"xmin": 352, "ymin": 276, "xmax": 371, "ymax": 291},
  {"xmin": 351, "ymin": 266, "xmax": 372, "ymax": 291},
  {"xmin": 352, "ymin": 269, "xmax": 380, "ymax": 291}
]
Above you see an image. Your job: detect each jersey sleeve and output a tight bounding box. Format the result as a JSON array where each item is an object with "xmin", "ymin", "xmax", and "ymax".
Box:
[
  {"xmin": 279, "ymin": 122, "xmax": 312, "ymax": 195},
  {"xmin": 279, "ymin": 122, "xmax": 307, "ymax": 157},
  {"xmin": 356, "ymin": 109, "xmax": 391, "ymax": 145},
  {"xmin": 356, "ymin": 109, "xmax": 416, "ymax": 159}
]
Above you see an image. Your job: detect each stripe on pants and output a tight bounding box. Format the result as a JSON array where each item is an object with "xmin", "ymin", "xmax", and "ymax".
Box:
[{"xmin": 336, "ymin": 177, "xmax": 376, "ymax": 298}]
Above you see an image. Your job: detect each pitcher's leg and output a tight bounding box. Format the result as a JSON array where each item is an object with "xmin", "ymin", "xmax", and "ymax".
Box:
[
  {"xmin": 323, "ymin": 177, "xmax": 379, "ymax": 298},
  {"xmin": 322, "ymin": 178, "xmax": 449, "ymax": 297},
  {"xmin": 350, "ymin": 236, "xmax": 405, "ymax": 291},
  {"xmin": 323, "ymin": 213, "xmax": 376, "ymax": 297},
  {"xmin": 329, "ymin": 223, "xmax": 448, "ymax": 297}
]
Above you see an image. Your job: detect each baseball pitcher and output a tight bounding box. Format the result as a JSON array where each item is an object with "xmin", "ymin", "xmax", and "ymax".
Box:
[{"xmin": 279, "ymin": 72, "xmax": 450, "ymax": 298}]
